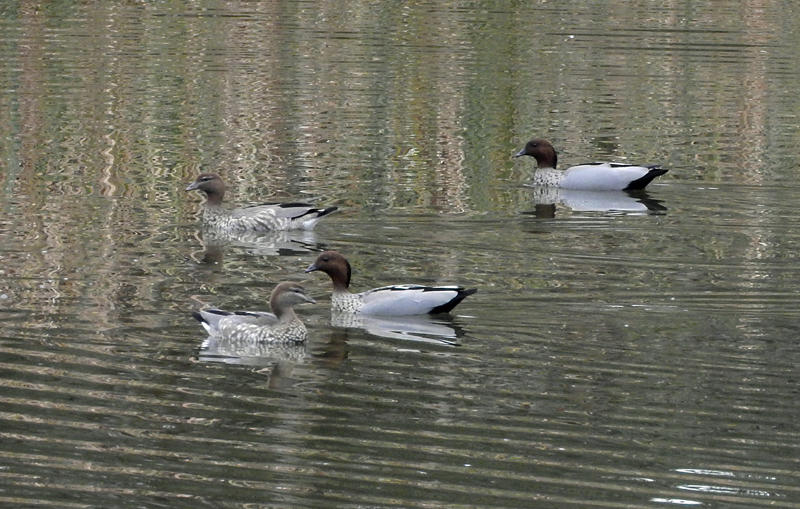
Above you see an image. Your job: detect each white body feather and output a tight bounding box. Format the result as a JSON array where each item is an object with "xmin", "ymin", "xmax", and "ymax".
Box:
[
  {"xmin": 535, "ymin": 163, "xmax": 662, "ymax": 191},
  {"xmin": 334, "ymin": 285, "xmax": 469, "ymax": 316}
]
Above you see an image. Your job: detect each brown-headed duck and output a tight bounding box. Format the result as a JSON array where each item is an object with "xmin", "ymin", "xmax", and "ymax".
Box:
[
  {"xmin": 515, "ymin": 139, "xmax": 667, "ymax": 191},
  {"xmin": 305, "ymin": 250, "xmax": 476, "ymax": 315}
]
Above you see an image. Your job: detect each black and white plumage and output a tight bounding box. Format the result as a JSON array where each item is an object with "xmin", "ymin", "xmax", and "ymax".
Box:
[
  {"xmin": 515, "ymin": 138, "xmax": 668, "ymax": 191},
  {"xmin": 186, "ymin": 173, "xmax": 338, "ymax": 231},
  {"xmin": 191, "ymin": 282, "xmax": 316, "ymax": 344},
  {"xmin": 305, "ymin": 250, "xmax": 477, "ymax": 316}
]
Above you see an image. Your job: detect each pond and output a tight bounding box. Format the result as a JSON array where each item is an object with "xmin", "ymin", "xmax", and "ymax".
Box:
[{"xmin": 1, "ymin": 1, "xmax": 799, "ymax": 508}]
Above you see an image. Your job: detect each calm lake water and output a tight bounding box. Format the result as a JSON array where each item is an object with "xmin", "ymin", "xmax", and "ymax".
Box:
[{"xmin": 2, "ymin": 1, "xmax": 800, "ymax": 508}]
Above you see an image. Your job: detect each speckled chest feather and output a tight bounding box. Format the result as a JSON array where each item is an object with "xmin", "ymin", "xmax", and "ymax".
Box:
[
  {"xmin": 218, "ymin": 319, "xmax": 307, "ymax": 344},
  {"xmin": 331, "ymin": 292, "xmax": 364, "ymax": 314}
]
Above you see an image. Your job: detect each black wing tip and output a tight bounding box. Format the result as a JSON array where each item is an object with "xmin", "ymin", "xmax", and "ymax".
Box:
[
  {"xmin": 624, "ymin": 167, "xmax": 669, "ymax": 191},
  {"xmin": 428, "ymin": 288, "xmax": 478, "ymax": 314},
  {"xmin": 274, "ymin": 201, "xmax": 315, "ymax": 209},
  {"xmin": 277, "ymin": 203, "xmax": 339, "ymax": 220},
  {"xmin": 276, "ymin": 203, "xmax": 338, "ymax": 211},
  {"xmin": 316, "ymin": 206, "xmax": 339, "ymax": 218},
  {"xmin": 190, "ymin": 311, "xmax": 205, "ymax": 324},
  {"xmin": 191, "ymin": 308, "xmax": 230, "ymax": 324},
  {"xmin": 462, "ymin": 288, "xmax": 478, "ymax": 297}
]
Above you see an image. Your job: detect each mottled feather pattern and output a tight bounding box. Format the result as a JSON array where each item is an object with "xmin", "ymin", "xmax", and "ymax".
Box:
[
  {"xmin": 186, "ymin": 173, "xmax": 337, "ymax": 232},
  {"xmin": 195, "ymin": 307, "xmax": 308, "ymax": 344},
  {"xmin": 532, "ymin": 168, "xmax": 565, "ymax": 188},
  {"xmin": 191, "ymin": 282, "xmax": 315, "ymax": 345},
  {"xmin": 203, "ymin": 204, "xmax": 335, "ymax": 232},
  {"xmin": 331, "ymin": 292, "xmax": 367, "ymax": 314},
  {"xmin": 217, "ymin": 319, "xmax": 307, "ymax": 344}
]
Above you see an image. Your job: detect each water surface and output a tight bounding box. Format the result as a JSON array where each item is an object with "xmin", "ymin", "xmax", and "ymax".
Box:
[{"xmin": 1, "ymin": 1, "xmax": 800, "ymax": 508}]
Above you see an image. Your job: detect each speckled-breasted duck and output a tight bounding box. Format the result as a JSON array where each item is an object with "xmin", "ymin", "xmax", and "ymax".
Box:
[
  {"xmin": 191, "ymin": 282, "xmax": 316, "ymax": 344},
  {"xmin": 305, "ymin": 250, "xmax": 477, "ymax": 316},
  {"xmin": 186, "ymin": 173, "xmax": 338, "ymax": 231},
  {"xmin": 515, "ymin": 139, "xmax": 668, "ymax": 191}
]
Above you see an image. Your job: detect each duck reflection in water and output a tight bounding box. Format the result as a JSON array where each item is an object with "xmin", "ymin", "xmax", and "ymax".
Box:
[
  {"xmin": 524, "ymin": 187, "xmax": 667, "ymax": 218},
  {"xmin": 197, "ymin": 337, "xmax": 307, "ymax": 389},
  {"xmin": 198, "ymin": 334, "xmax": 307, "ymax": 365},
  {"xmin": 192, "ymin": 228, "xmax": 323, "ymax": 266},
  {"xmin": 330, "ymin": 312, "xmax": 465, "ymax": 347}
]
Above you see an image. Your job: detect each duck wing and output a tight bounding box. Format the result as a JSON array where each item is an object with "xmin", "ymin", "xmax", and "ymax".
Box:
[
  {"xmin": 192, "ymin": 309, "xmax": 277, "ymax": 335},
  {"xmin": 231, "ymin": 202, "xmax": 338, "ymax": 230},
  {"xmin": 358, "ymin": 285, "xmax": 476, "ymax": 315},
  {"xmin": 561, "ymin": 163, "xmax": 666, "ymax": 191}
]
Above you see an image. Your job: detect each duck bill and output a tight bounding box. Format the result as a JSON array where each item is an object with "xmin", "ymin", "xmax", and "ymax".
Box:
[
  {"xmin": 304, "ymin": 263, "xmax": 318, "ymax": 273},
  {"xmin": 185, "ymin": 182, "xmax": 199, "ymax": 191},
  {"xmin": 514, "ymin": 148, "xmax": 526, "ymax": 158}
]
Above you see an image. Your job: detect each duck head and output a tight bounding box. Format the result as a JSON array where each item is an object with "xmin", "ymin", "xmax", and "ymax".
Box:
[
  {"xmin": 186, "ymin": 172, "xmax": 226, "ymax": 204},
  {"xmin": 270, "ymin": 282, "xmax": 316, "ymax": 319},
  {"xmin": 515, "ymin": 139, "xmax": 558, "ymax": 169},
  {"xmin": 305, "ymin": 250, "xmax": 352, "ymax": 291}
]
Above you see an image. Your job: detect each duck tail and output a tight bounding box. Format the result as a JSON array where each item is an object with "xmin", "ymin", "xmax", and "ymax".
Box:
[
  {"xmin": 624, "ymin": 166, "xmax": 668, "ymax": 191},
  {"xmin": 314, "ymin": 206, "xmax": 339, "ymax": 219},
  {"xmin": 429, "ymin": 288, "xmax": 478, "ymax": 314}
]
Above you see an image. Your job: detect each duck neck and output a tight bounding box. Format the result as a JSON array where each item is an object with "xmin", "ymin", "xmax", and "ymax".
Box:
[
  {"xmin": 203, "ymin": 189, "xmax": 224, "ymax": 207},
  {"xmin": 273, "ymin": 306, "xmax": 298, "ymax": 324},
  {"xmin": 534, "ymin": 168, "xmax": 564, "ymax": 187},
  {"xmin": 331, "ymin": 281, "xmax": 350, "ymax": 293},
  {"xmin": 330, "ymin": 259, "xmax": 351, "ymax": 293}
]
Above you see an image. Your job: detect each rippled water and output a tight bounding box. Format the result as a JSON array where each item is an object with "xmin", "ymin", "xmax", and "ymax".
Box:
[{"xmin": 2, "ymin": 1, "xmax": 800, "ymax": 508}]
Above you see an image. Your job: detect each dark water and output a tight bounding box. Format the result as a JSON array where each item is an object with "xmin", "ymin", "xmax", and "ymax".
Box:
[{"xmin": 2, "ymin": 1, "xmax": 800, "ymax": 508}]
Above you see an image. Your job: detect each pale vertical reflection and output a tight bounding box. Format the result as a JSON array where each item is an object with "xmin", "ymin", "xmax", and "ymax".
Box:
[
  {"xmin": 385, "ymin": 2, "xmax": 473, "ymax": 212},
  {"xmin": 735, "ymin": 0, "xmax": 775, "ymax": 340},
  {"xmin": 100, "ymin": 134, "xmax": 117, "ymax": 196},
  {"xmin": 17, "ymin": 3, "xmax": 47, "ymax": 181},
  {"xmin": 215, "ymin": 1, "xmax": 285, "ymax": 180},
  {"xmin": 14, "ymin": 4, "xmax": 68, "ymax": 329},
  {"xmin": 432, "ymin": 12, "xmax": 470, "ymax": 214},
  {"xmin": 99, "ymin": 1, "xmax": 119, "ymax": 198},
  {"xmin": 291, "ymin": 1, "xmax": 364, "ymax": 182},
  {"xmin": 739, "ymin": 0, "xmax": 770, "ymax": 182}
]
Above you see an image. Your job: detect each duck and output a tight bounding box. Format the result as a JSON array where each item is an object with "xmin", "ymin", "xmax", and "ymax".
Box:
[
  {"xmin": 305, "ymin": 250, "xmax": 477, "ymax": 316},
  {"xmin": 186, "ymin": 172, "xmax": 338, "ymax": 231},
  {"xmin": 191, "ymin": 281, "xmax": 316, "ymax": 344},
  {"xmin": 514, "ymin": 138, "xmax": 668, "ymax": 191}
]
